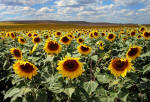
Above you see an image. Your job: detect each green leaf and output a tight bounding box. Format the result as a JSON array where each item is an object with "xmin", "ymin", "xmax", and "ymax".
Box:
[
  {"xmin": 4, "ymin": 88, "xmax": 20, "ymax": 99},
  {"xmin": 36, "ymin": 90, "xmax": 48, "ymax": 102},
  {"xmin": 44, "ymin": 55, "xmax": 54, "ymax": 63},
  {"xmin": 143, "ymin": 63, "xmax": 150, "ymax": 74},
  {"xmin": 64, "ymin": 88, "xmax": 75, "ymax": 98},
  {"xmin": 96, "ymin": 87, "xmax": 107, "ymax": 97},
  {"xmin": 91, "ymin": 55, "xmax": 98, "ymax": 62},
  {"xmin": 83, "ymin": 81, "xmax": 98, "ymax": 95},
  {"xmin": 96, "ymin": 74, "xmax": 113, "ymax": 83},
  {"xmin": 66, "ymin": 52, "xmax": 71, "ymax": 57}
]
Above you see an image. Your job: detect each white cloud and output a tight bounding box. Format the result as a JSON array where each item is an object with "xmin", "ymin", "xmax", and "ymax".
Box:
[
  {"xmin": 114, "ymin": 0, "xmax": 147, "ymax": 6},
  {"xmin": 0, "ymin": 0, "xmax": 51, "ymax": 6},
  {"xmin": 36, "ymin": 7, "xmax": 54, "ymax": 15}
]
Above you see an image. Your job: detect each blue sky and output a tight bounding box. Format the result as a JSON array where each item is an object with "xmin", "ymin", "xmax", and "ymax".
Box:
[{"xmin": 0, "ymin": 0, "xmax": 150, "ymax": 24}]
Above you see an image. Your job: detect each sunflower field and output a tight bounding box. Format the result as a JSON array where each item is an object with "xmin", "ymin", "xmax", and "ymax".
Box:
[{"xmin": 0, "ymin": 24, "xmax": 150, "ymax": 102}]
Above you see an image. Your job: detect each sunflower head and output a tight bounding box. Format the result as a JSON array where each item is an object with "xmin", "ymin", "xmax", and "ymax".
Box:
[
  {"xmin": 10, "ymin": 32, "xmax": 16, "ymax": 39},
  {"xmin": 101, "ymin": 33, "xmax": 106, "ymax": 37},
  {"xmin": 57, "ymin": 57, "xmax": 83, "ymax": 79},
  {"xmin": 55, "ymin": 32, "xmax": 61, "ymax": 37},
  {"xmin": 13, "ymin": 60, "xmax": 38, "ymax": 79},
  {"xmin": 122, "ymin": 37, "xmax": 128, "ymax": 41},
  {"xmin": 44, "ymin": 39, "xmax": 61, "ymax": 55},
  {"xmin": 108, "ymin": 58, "xmax": 132, "ymax": 77},
  {"xmin": 32, "ymin": 36, "xmax": 41, "ymax": 44},
  {"xmin": 60, "ymin": 36, "xmax": 71, "ymax": 45},
  {"xmin": 137, "ymin": 35, "xmax": 142, "ymax": 39},
  {"xmin": 106, "ymin": 33, "xmax": 116, "ymax": 42},
  {"xmin": 139, "ymin": 26, "xmax": 146, "ymax": 32},
  {"xmin": 77, "ymin": 38, "xmax": 84, "ymax": 44},
  {"xmin": 126, "ymin": 45, "xmax": 142, "ymax": 60},
  {"xmin": 131, "ymin": 31, "xmax": 136, "ymax": 37},
  {"xmin": 93, "ymin": 31, "xmax": 99, "ymax": 38},
  {"xmin": 10, "ymin": 48, "xmax": 22, "ymax": 60},
  {"xmin": 33, "ymin": 33, "xmax": 38, "ymax": 37},
  {"xmin": 89, "ymin": 32, "xmax": 94, "ymax": 39},
  {"xmin": 142, "ymin": 31, "xmax": 150, "ymax": 39},
  {"xmin": 27, "ymin": 33, "xmax": 32, "ymax": 38},
  {"xmin": 77, "ymin": 44, "xmax": 92, "ymax": 55},
  {"xmin": 18, "ymin": 37, "xmax": 26, "ymax": 45},
  {"xmin": 6, "ymin": 32, "xmax": 10, "ymax": 38},
  {"xmin": 97, "ymin": 40, "xmax": 104, "ymax": 50},
  {"xmin": 67, "ymin": 34, "xmax": 74, "ymax": 39}
]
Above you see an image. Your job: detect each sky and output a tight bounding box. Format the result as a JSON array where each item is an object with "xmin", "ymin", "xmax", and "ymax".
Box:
[{"xmin": 0, "ymin": 0, "xmax": 150, "ymax": 24}]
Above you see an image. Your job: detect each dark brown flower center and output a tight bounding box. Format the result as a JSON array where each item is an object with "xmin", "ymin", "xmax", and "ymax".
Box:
[
  {"xmin": 123, "ymin": 38, "xmax": 127, "ymax": 40},
  {"xmin": 90, "ymin": 33, "xmax": 93, "ymax": 37},
  {"xmin": 62, "ymin": 37, "xmax": 69, "ymax": 43},
  {"xmin": 108, "ymin": 34, "xmax": 114, "ymax": 39},
  {"xmin": 101, "ymin": 33, "xmax": 105, "ymax": 36},
  {"xmin": 28, "ymin": 33, "xmax": 32, "ymax": 37},
  {"xmin": 13, "ymin": 49, "xmax": 21, "ymax": 57},
  {"xmin": 11, "ymin": 33, "xmax": 15, "ymax": 37},
  {"xmin": 141, "ymin": 28, "xmax": 144, "ymax": 31},
  {"xmin": 34, "ymin": 37, "xmax": 41, "ymax": 43},
  {"xmin": 144, "ymin": 32, "xmax": 150, "ymax": 37},
  {"xmin": 48, "ymin": 41, "xmax": 59, "ymax": 51},
  {"xmin": 34, "ymin": 34, "xmax": 38, "ymax": 36},
  {"xmin": 20, "ymin": 63, "xmax": 34, "ymax": 73},
  {"xmin": 112, "ymin": 58, "xmax": 128, "ymax": 71},
  {"xmin": 68, "ymin": 35, "xmax": 72, "ymax": 38},
  {"xmin": 138, "ymin": 35, "xmax": 141, "ymax": 38},
  {"xmin": 131, "ymin": 32, "xmax": 136, "ymax": 36},
  {"xmin": 81, "ymin": 46, "xmax": 89, "ymax": 52},
  {"xmin": 79, "ymin": 38, "xmax": 83, "ymax": 43},
  {"xmin": 63, "ymin": 60, "xmax": 79, "ymax": 72},
  {"xmin": 94, "ymin": 32, "xmax": 98, "ymax": 36},
  {"xmin": 128, "ymin": 48, "xmax": 138, "ymax": 56},
  {"xmin": 57, "ymin": 32, "xmax": 61, "ymax": 35},
  {"xmin": 45, "ymin": 35, "xmax": 49, "ymax": 39},
  {"xmin": 100, "ymin": 43, "xmax": 103, "ymax": 46},
  {"xmin": 20, "ymin": 38, "xmax": 25, "ymax": 42}
]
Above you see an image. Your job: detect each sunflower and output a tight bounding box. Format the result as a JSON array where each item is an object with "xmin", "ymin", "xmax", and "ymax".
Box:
[
  {"xmin": 93, "ymin": 31, "xmax": 99, "ymax": 38},
  {"xmin": 97, "ymin": 40, "xmax": 104, "ymax": 50},
  {"xmin": 142, "ymin": 31, "xmax": 150, "ymax": 39},
  {"xmin": 32, "ymin": 36, "xmax": 41, "ymax": 44},
  {"xmin": 10, "ymin": 32, "xmax": 16, "ymax": 39},
  {"xmin": 57, "ymin": 57, "xmax": 84, "ymax": 79},
  {"xmin": 139, "ymin": 26, "xmax": 146, "ymax": 32},
  {"xmin": 27, "ymin": 32, "xmax": 32, "ymax": 38},
  {"xmin": 89, "ymin": 32, "xmax": 94, "ymax": 39},
  {"xmin": 55, "ymin": 32, "xmax": 61, "ymax": 37},
  {"xmin": 0, "ymin": 32, "xmax": 5, "ymax": 39},
  {"xmin": 77, "ymin": 38, "xmax": 84, "ymax": 44},
  {"xmin": 10, "ymin": 48, "xmax": 22, "ymax": 60},
  {"xmin": 122, "ymin": 37, "xmax": 128, "ymax": 41},
  {"xmin": 126, "ymin": 45, "xmax": 142, "ymax": 60},
  {"xmin": 18, "ymin": 37, "xmax": 26, "ymax": 45},
  {"xmin": 67, "ymin": 34, "xmax": 74, "ymax": 39},
  {"xmin": 44, "ymin": 34, "xmax": 49, "ymax": 39},
  {"xmin": 60, "ymin": 36, "xmax": 71, "ymax": 45},
  {"xmin": 137, "ymin": 35, "xmax": 142, "ymax": 39},
  {"xmin": 13, "ymin": 60, "xmax": 38, "ymax": 79},
  {"xmin": 77, "ymin": 44, "xmax": 92, "ymax": 55},
  {"xmin": 130, "ymin": 31, "xmax": 136, "ymax": 37},
  {"xmin": 106, "ymin": 33, "xmax": 116, "ymax": 42},
  {"xmin": 33, "ymin": 33, "xmax": 38, "ymax": 37},
  {"xmin": 6, "ymin": 32, "xmax": 10, "ymax": 38},
  {"xmin": 101, "ymin": 33, "xmax": 106, "ymax": 37},
  {"xmin": 44, "ymin": 39, "xmax": 61, "ymax": 55},
  {"xmin": 108, "ymin": 58, "xmax": 132, "ymax": 77}
]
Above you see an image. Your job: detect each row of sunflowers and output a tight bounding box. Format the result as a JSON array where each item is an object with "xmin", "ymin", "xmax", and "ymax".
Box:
[{"xmin": 0, "ymin": 25, "xmax": 150, "ymax": 102}]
